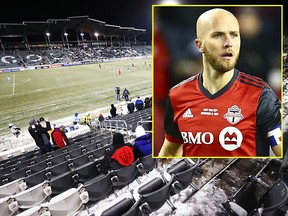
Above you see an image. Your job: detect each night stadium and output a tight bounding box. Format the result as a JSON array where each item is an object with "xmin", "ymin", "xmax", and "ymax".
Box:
[{"xmin": 0, "ymin": 2, "xmax": 287, "ymax": 216}]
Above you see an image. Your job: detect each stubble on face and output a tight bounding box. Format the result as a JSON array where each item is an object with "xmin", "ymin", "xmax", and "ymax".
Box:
[{"xmin": 203, "ymin": 45, "xmax": 240, "ymax": 73}]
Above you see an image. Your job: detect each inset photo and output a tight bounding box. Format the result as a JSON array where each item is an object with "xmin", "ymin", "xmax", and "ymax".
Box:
[{"xmin": 153, "ymin": 5, "xmax": 283, "ymax": 158}]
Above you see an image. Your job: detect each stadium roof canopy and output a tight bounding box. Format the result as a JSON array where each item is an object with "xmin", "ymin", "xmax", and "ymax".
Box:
[{"xmin": 0, "ymin": 15, "xmax": 146, "ymax": 40}]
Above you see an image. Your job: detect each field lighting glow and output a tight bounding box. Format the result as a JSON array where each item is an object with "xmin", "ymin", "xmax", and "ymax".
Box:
[{"xmin": 159, "ymin": 0, "xmax": 182, "ymax": 4}]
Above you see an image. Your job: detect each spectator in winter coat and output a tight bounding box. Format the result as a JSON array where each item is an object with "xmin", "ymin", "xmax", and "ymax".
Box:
[
  {"xmin": 122, "ymin": 88, "xmax": 130, "ymax": 101},
  {"xmin": 28, "ymin": 117, "xmax": 52, "ymax": 154},
  {"xmin": 115, "ymin": 87, "xmax": 121, "ymax": 101},
  {"xmin": 133, "ymin": 125, "xmax": 152, "ymax": 158},
  {"xmin": 144, "ymin": 97, "xmax": 151, "ymax": 109},
  {"xmin": 135, "ymin": 96, "xmax": 144, "ymax": 111},
  {"xmin": 127, "ymin": 100, "xmax": 135, "ymax": 114},
  {"xmin": 84, "ymin": 113, "xmax": 92, "ymax": 126},
  {"xmin": 8, "ymin": 123, "xmax": 21, "ymax": 138},
  {"xmin": 98, "ymin": 114, "xmax": 105, "ymax": 129},
  {"xmin": 101, "ymin": 132, "xmax": 134, "ymax": 171},
  {"xmin": 110, "ymin": 104, "xmax": 117, "ymax": 118},
  {"xmin": 73, "ymin": 112, "xmax": 80, "ymax": 125},
  {"xmin": 51, "ymin": 125, "xmax": 70, "ymax": 149}
]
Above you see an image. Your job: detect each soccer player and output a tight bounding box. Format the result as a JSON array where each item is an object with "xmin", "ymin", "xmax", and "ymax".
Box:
[
  {"xmin": 158, "ymin": 8, "xmax": 281, "ymax": 157},
  {"xmin": 7, "ymin": 76, "xmax": 12, "ymax": 83}
]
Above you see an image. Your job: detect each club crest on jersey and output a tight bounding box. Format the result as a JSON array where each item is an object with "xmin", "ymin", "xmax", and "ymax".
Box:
[{"xmin": 224, "ymin": 105, "xmax": 244, "ymax": 124}]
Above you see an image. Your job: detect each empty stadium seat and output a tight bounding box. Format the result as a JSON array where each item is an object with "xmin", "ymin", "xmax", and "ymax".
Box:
[
  {"xmin": 0, "ymin": 178, "xmax": 27, "ymax": 198},
  {"xmin": 167, "ymin": 159, "xmax": 200, "ymax": 195},
  {"xmin": 99, "ymin": 137, "xmax": 111, "ymax": 146},
  {"xmin": 78, "ymin": 138, "xmax": 95, "ymax": 146},
  {"xmin": 222, "ymin": 177, "xmax": 262, "ymax": 215},
  {"xmin": 69, "ymin": 154, "xmax": 92, "ymax": 168},
  {"xmin": 84, "ymin": 142, "xmax": 101, "ymax": 152},
  {"xmin": 137, "ymin": 154, "xmax": 158, "ymax": 174},
  {"xmin": 222, "ymin": 176, "xmax": 288, "ymax": 216},
  {"xmin": 63, "ymin": 143, "xmax": 82, "ymax": 152},
  {"xmin": 47, "ymin": 154, "xmax": 68, "ymax": 166},
  {"xmin": 100, "ymin": 195, "xmax": 141, "ymax": 216},
  {"xmin": 24, "ymin": 170, "xmax": 49, "ymax": 188},
  {"xmin": 88, "ymin": 145, "xmax": 110, "ymax": 161},
  {"xmin": 13, "ymin": 159, "xmax": 35, "ymax": 171},
  {"xmin": 11, "ymin": 182, "xmax": 51, "ymax": 209},
  {"xmin": 110, "ymin": 160, "xmax": 140, "ymax": 187},
  {"xmin": 261, "ymin": 179, "xmax": 288, "ymax": 214},
  {"xmin": 65, "ymin": 147, "xmax": 86, "ymax": 160},
  {"xmin": 83, "ymin": 172, "xmax": 113, "ymax": 202},
  {"xmin": 0, "ymin": 196, "xmax": 19, "ymax": 216},
  {"xmin": 2, "ymin": 167, "xmax": 30, "ymax": 185},
  {"xmin": 137, "ymin": 175, "xmax": 176, "ymax": 214},
  {"xmin": 39, "ymin": 185, "xmax": 88, "ymax": 216},
  {"xmin": 16, "ymin": 206, "xmax": 40, "ymax": 216},
  {"xmin": 48, "ymin": 148, "xmax": 66, "ymax": 158},
  {"xmin": 48, "ymin": 172, "xmax": 77, "ymax": 196},
  {"xmin": 33, "ymin": 153, "xmax": 50, "ymax": 164},
  {"xmin": 71, "ymin": 158, "xmax": 101, "ymax": 183},
  {"xmin": 0, "ymin": 165, "xmax": 18, "ymax": 181},
  {"xmin": 27, "ymin": 160, "xmax": 49, "ymax": 175},
  {"xmin": 45, "ymin": 161, "xmax": 77, "ymax": 196}
]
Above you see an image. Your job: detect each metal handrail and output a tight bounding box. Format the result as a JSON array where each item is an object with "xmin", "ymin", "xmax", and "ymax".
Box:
[
  {"xmin": 103, "ymin": 120, "xmax": 129, "ymax": 141},
  {"xmin": 137, "ymin": 120, "xmax": 152, "ymax": 133}
]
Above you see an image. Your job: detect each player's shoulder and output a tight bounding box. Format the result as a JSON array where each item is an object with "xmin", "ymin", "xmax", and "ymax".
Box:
[
  {"xmin": 171, "ymin": 73, "xmax": 199, "ymax": 91},
  {"xmin": 236, "ymin": 71, "xmax": 268, "ymax": 89}
]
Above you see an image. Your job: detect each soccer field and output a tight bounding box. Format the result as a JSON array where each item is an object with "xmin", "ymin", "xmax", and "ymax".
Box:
[{"xmin": 0, "ymin": 57, "xmax": 152, "ymax": 138}]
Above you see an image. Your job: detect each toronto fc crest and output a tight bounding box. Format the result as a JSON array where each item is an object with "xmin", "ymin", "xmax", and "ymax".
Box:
[{"xmin": 224, "ymin": 105, "xmax": 244, "ymax": 124}]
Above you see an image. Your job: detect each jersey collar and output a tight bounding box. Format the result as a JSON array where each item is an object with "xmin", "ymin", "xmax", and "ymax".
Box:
[{"xmin": 198, "ymin": 69, "xmax": 238, "ymax": 99}]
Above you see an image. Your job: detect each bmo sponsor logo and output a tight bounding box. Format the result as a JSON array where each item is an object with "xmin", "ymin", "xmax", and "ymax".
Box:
[
  {"xmin": 181, "ymin": 132, "xmax": 214, "ymax": 144},
  {"xmin": 181, "ymin": 126, "xmax": 243, "ymax": 151}
]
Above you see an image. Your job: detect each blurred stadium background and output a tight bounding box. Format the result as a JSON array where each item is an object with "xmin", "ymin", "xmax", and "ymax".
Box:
[
  {"xmin": 0, "ymin": 58, "xmax": 152, "ymax": 137},
  {"xmin": 0, "ymin": 15, "xmax": 152, "ymax": 138}
]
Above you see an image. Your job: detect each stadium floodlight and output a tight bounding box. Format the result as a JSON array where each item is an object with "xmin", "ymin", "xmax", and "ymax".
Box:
[
  {"xmin": 159, "ymin": 0, "xmax": 182, "ymax": 4},
  {"xmin": 80, "ymin": 32, "xmax": 84, "ymax": 41},
  {"xmin": 94, "ymin": 32, "xmax": 99, "ymax": 39},
  {"xmin": 46, "ymin": 32, "xmax": 51, "ymax": 43},
  {"xmin": 64, "ymin": 32, "xmax": 68, "ymax": 42},
  {"xmin": 95, "ymin": 32, "xmax": 99, "ymax": 47},
  {"xmin": 64, "ymin": 32, "xmax": 69, "ymax": 50}
]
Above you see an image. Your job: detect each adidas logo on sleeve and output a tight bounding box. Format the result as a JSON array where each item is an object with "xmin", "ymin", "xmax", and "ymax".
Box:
[{"xmin": 183, "ymin": 108, "xmax": 193, "ymax": 118}]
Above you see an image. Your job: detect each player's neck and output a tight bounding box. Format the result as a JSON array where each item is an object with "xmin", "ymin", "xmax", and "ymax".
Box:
[{"xmin": 202, "ymin": 68, "xmax": 234, "ymax": 95}]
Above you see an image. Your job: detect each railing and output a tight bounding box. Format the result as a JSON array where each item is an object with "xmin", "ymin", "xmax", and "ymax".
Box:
[
  {"xmin": 137, "ymin": 120, "xmax": 152, "ymax": 133},
  {"xmin": 0, "ymin": 139, "xmax": 12, "ymax": 151}
]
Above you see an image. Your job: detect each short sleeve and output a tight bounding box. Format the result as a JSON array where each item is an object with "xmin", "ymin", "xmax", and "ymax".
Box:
[
  {"xmin": 164, "ymin": 95, "xmax": 183, "ymax": 143},
  {"xmin": 256, "ymin": 86, "xmax": 281, "ymax": 137}
]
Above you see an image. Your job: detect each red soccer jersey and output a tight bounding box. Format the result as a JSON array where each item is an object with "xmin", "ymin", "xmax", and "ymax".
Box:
[{"xmin": 164, "ymin": 70, "xmax": 281, "ymax": 157}]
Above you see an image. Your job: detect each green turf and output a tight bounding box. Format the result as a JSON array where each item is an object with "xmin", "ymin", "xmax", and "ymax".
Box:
[{"xmin": 0, "ymin": 57, "xmax": 152, "ymax": 137}]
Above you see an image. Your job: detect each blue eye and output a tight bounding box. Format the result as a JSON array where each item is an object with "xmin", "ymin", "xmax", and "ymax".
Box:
[
  {"xmin": 212, "ymin": 34, "xmax": 222, "ymax": 38},
  {"xmin": 231, "ymin": 33, "xmax": 239, "ymax": 37}
]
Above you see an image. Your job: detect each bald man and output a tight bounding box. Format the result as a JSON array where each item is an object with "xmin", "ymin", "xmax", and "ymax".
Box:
[{"xmin": 158, "ymin": 8, "xmax": 281, "ymax": 157}]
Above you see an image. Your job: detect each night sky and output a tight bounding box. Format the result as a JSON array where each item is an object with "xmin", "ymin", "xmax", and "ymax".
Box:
[{"xmin": 0, "ymin": 1, "xmax": 153, "ymax": 42}]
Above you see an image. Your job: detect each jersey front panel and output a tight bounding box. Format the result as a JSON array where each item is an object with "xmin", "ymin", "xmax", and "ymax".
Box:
[{"xmin": 168, "ymin": 71, "xmax": 265, "ymax": 157}]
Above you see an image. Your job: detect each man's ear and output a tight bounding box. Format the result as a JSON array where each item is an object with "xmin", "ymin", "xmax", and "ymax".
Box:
[{"xmin": 195, "ymin": 39, "xmax": 203, "ymax": 53}]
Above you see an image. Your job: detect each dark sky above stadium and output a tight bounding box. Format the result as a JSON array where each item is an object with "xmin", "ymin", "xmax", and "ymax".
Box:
[
  {"xmin": 0, "ymin": 0, "xmax": 153, "ymax": 42},
  {"xmin": 0, "ymin": 0, "xmax": 286, "ymax": 43}
]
